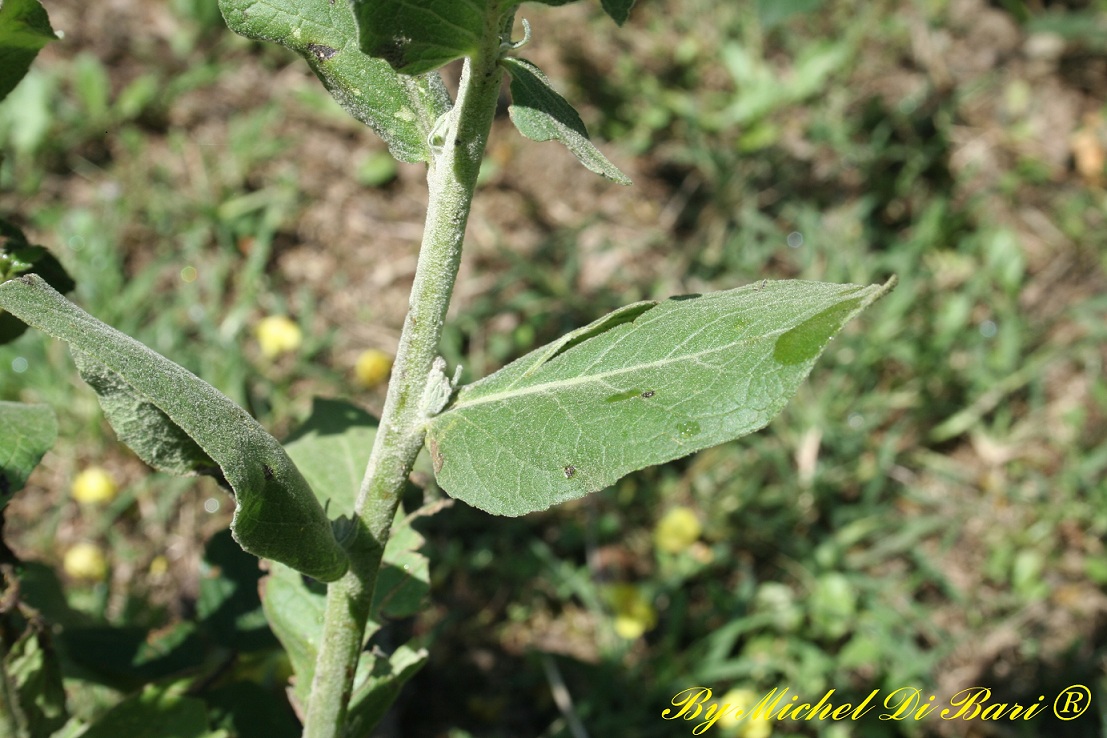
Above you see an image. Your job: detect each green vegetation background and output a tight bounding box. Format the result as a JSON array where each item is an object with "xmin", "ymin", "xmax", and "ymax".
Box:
[{"xmin": 2, "ymin": 0, "xmax": 1106, "ymax": 735}]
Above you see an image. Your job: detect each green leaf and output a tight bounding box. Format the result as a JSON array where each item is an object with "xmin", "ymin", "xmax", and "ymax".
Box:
[
  {"xmin": 1, "ymin": 622, "xmax": 68, "ymax": 737},
  {"xmin": 267, "ymin": 399, "xmax": 430, "ymax": 719},
  {"xmin": 204, "ymin": 682, "xmax": 299, "ymax": 738},
  {"xmin": 0, "ymin": 276, "xmax": 347, "ymax": 582},
  {"xmin": 0, "ymin": 401, "xmax": 56, "ymax": 508},
  {"xmin": 58, "ymin": 623, "xmax": 206, "ymax": 689},
  {"xmin": 517, "ymin": 0, "xmax": 634, "ymax": 24},
  {"xmin": 502, "ymin": 57, "xmax": 631, "ymax": 185},
  {"xmin": 79, "ymin": 683, "xmax": 218, "ymax": 738},
  {"xmin": 351, "ymin": 0, "xmax": 491, "ymax": 75},
  {"xmin": 283, "ymin": 397, "xmax": 378, "ymax": 514},
  {"xmin": 345, "ymin": 643, "xmax": 427, "ymax": 736},
  {"xmin": 71, "ymin": 352, "xmax": 222, "ymax": 478},
  {"xmin": 197, "ymin": 530, "xmax": 277, "ymax": 652},
  {"xmin": 426, "ymin": 278, "xmax": 895, "ymax": 516},
  {"xmin": 262, "ymin": 528, "xmax": 427, "ymax": 716},
  {"xmin": 282, "ymin": 399, "xmax": 429, "ymax": 619},
  {"xmin": 259, "ymin": 561, "xmax": 325, "ymax": 711},
  {"xmin": 219, "ymin": 0, "xmax": 449, "ymax": 164},
  {"xmin": 600, "ymin": 0, "xmax": 636, "ymax": 24},
  {"xmin": 0, "ymin": 0, "xmax": 56, "ymax": 103},
  {"xmin": 1, "ymin": 219, "xmax": 75, "ymax": 345}
]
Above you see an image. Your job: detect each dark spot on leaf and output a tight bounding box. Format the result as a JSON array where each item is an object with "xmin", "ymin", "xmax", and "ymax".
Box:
[
  {"xmin": 641, "ymin": 390, "xmax": 655, "ymax": 398},
  {"xmin": 375, "ymin": 36, "xmax": 411, "ymax": 69},
  {"xmin": 263, "ymin": 464, "xmax": 275, "ymax": 481},
  {"xmin": 307, "ymin": 43, "xmax": 338, "ymax": 62},
  {"xmin": 563, "ymin": 465, "xmax": 576, "ymax": 479},
  {"xmin": 605, "ymin": 388, "xmax": 641, "ymax": 403}
]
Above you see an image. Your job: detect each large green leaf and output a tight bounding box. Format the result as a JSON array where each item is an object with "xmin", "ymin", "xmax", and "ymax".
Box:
[
  {"xmin": 79, "ymin": 683, "xmax": 221, "ymax": 738},
  {"xmin": 0, "ymin": 0, "xmax": 55, "ymax": 103},
  {"xmin": 197, "ymin": 530, "xmax": 277, "ymax": 652},
  {"xmin": 0, "ymin": 401, "xmax": 56, "ymax": 509},
  {"xmin": 282, "ymin": 399, "xmax": 429, "ymax": 621},
  {"xmin": 219, "ymin": 0, "xmax": 449, "ymax": 164},
  {"xmin": 283, "ymin": 397, "xmax": 377, "ymax": 514},
  {"xmin": 267, "ymin": 398, "xmax": 429, "ymax": 722},
  {"xmin": 0, "ymin": 276, "xmax": 347, "ymax": 582},
  {"xmin": 502, "ymin": 57, "xmax": 630, "ymax": 185},
  {"xmin": 351, "ymin": 0, "xmax": 492, "ymax": 75},
  {"xmin": 426, "ymin": 278, "xmax": 894, "ymax": 516}
]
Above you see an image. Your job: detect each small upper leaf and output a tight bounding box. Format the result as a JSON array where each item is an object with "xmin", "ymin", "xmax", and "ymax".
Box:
[
  {"xmin": 351, "ymin": 0, "xmax": 491, "ymax": 75},
  {"xmin": 1, "ymin": 219, "xmax": 75, "ymax": 345},
  {"xmin": 0, "ymin": 0, "xmax": 56, "ymax": 103},
  {"xmin": 502, "ymin": 57, "xmax": 631, "ymax": 185},
  {"xmin": 219, "ymin": 0, "xmax": 450, "ymax": 163},
  {"xmin": 0, "ymin": 276, "xmax": 348, "ymax": 582},
  {"xmin": 600, "ymin": 0, "xmax": 636, "ymax": 25},
  {"xmin": 517, "ymin": 0, "xmax": 636, "ymax": 25},
  {"xmin": 426, "ymin": 278, "xmax": 894, "ymax": 516},
  {"xmin": 0, "ymin": 401, "xmax": 57, "ymax": 509}
]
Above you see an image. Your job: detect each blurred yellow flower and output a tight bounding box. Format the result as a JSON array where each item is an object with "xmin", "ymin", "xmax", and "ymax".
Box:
[
  {"xmin": 654, "ymin": 506, "xmax": 702, "ymax": 554},
  {"xmin": 149, "ymin": 555, "xmax": 169, "ymax": 577},
  {"xmin": 63, "ymin": 542, "xmax": 108, "ymax": 581},
  {"xmin": 355, "ymin": 348, "xmax": 393, "ymax": 388},
  {"xmin": 609, "ymin": 583, "xmax": 657, "ymax": 639},
  {"xmin": 256, "ymin": 315, "xmax": 303, "ymax": 358},
  {"xmin": 71, "ymin": 466, "xmax": 117, "ymax": 505},
  {"xmin": 715, "ymin": 688, "xmax": 775, "ymax": 738}
]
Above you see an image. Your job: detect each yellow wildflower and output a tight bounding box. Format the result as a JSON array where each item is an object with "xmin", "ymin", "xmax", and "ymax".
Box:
[
  {"xmin": 355, "ymin": 348, "xmax": 393, "ymax": 388},
  {"xmin": 71, "ymin": 466, "xmax": 117, "ymax": 505},
  {"xmin": 63, "ymin": 542, "xmax": 108, "ymax": 581},
  {"xmin": 609, "ymin": 583, "xmax": 657, "ymax": 639},
  {"xmin": 256, "ymin": 315, "xmax": 303, "ymax": 358},
  {"xmin": 654, "ymin": 506, "xmax": 702, "ymax": 554}
]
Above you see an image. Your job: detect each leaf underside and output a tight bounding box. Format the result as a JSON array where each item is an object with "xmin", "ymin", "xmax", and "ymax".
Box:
[
  {"xmin": 502, "ymin": 57, "xmax": 631, "ymax": 185},
  {"xmin": 0, "ymin": 401, "xmax": 57, "ymax": 509},
  {"xmin": 0, "ymin": 276, "xmax": 347, "ymax": 582},
  {"xmin": 218, "ymin": 0, "xmax": 449, "ymax": 163},
  {"xmin": 426, "ymin": 278, "xmax": 894, "ymax": 516}
]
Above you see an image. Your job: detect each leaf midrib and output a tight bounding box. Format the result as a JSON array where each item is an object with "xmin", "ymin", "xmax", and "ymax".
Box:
[{"xmin": 447, "ymin": 327, "xmax": 784, "ymax": 412}]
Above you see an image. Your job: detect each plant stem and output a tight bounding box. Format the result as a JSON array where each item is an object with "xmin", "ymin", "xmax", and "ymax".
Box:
[{"xmin": 301, "ymin": 16, "xmax": 507, "ymax": 738}]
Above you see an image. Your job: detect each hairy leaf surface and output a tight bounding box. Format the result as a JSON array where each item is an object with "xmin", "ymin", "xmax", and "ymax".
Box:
[
  {"xmin": 0, "ymin": 276, "xmax": 347, "ymax": 582},
  {"xmin": 427, "ymin": 279, "xmax": 894, "ymax": 516},
  {"xmin": 219, "ymin": 0, "xmax": 449, "ymax": 163},
  {"xmin": 352, "ymin": 0, "xmax": 491, "ymax": 75}
]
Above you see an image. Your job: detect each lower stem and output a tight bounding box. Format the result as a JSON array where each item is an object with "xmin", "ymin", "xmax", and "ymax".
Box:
[{"xmin": 301, "ymin": 24, "xmax": 506, "ymax": 738}]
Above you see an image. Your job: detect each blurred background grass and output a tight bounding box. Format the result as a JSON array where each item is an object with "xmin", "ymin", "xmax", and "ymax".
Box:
[{"xmin": 2, "ymin": 0, "xmax": 1107, "ymax": 735}]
